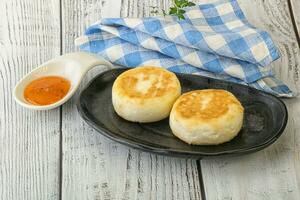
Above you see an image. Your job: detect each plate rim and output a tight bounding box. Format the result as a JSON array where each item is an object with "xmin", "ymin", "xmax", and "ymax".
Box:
[{"xmin": 76, "ymin": 68, "xmax": 288, "ymax": 158}]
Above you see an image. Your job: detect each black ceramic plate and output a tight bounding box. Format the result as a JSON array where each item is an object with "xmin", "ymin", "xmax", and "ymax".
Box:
[{"xmin": 77, "ymin": 68, "xmax": 288, "ymax": 158}]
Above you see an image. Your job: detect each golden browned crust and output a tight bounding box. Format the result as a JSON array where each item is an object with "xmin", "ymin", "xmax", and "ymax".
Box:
[
  {"xmin": 174, "ymin": 89, "xmax": 244, "ymax": 120},
  {"xmin": 115, "ymin": 66, "xmax": 180, "ymax": 98}
]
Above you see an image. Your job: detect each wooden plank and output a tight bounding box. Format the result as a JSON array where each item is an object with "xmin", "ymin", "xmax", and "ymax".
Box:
[
  {"xmin": 61, "ymin": 0, "xmax": 201, "ymax": 199},
  {"xmin": 0, "ymin": 0, "xmax": 61, "ymax": 199},
  {"xmin": 289, "ymin": 0, "xmax": 300, "ymax": 37},
  {"xmin": 201, "ymin": 0, "xmax": 300, "ymax": 199}
]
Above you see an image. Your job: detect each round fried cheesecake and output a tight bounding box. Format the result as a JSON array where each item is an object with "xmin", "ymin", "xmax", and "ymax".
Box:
[
  {"xmin": 112, "ymin": 66, "xmax": 181, "ymax": 123},
  {"xmin": 170, "ymin": 89, "xmax": 244, "ymax": 145}
]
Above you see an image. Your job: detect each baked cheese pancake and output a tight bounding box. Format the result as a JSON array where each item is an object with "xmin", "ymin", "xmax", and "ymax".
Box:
[
  {"xmin": 170, "ymin": 89, "xmax": 244, "ymax": 145},
  {"xmin": 176, "ymin": 90, "xmax": 243, "ymax": 120},
  {"xmin": 116, "ymin": 67, "xmax": 179, "ymax": 99},
  {"xmin": 112, "ymin": 66, "xmax": 181, "ymax": 122}
]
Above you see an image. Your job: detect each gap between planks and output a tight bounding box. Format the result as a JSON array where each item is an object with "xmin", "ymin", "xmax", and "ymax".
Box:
[
  {"xmin": 287, "ymin": 0, "xmax": 300, "ymax": 47},
  {"xmin": 59, "ymin": 0, "xmax": 63, "ymax": 200}
]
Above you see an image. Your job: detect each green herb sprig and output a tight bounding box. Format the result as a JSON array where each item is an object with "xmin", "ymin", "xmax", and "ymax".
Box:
[
  {"xmin": 151, "ymin": 0, "xmax": 196, "ymax": 20},
  {"xmin": 167, "ymin": 0, "xmax": 195, "ymax": 19}
]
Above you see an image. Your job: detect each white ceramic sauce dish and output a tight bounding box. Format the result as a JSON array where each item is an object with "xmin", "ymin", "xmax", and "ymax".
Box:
[{"xmin": 13, "ymin": 52, "xmax": 113, "ymax": 110}]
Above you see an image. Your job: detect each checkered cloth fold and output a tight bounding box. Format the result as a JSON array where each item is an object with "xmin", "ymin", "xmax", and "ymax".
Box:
[{"xmin": 76, "ymin": 0, "xmax": 295, "ymax": 97}]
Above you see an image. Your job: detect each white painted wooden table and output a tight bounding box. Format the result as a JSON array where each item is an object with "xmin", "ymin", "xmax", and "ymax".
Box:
[{"xmin": 0, "ymin": 0, "xmax": 299, "ymax": 199}]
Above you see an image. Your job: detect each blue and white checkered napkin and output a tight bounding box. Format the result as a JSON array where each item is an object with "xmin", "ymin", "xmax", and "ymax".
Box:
[{"xmin": 76, "ymin": 0, "xmax": 295, "ymax": 97}]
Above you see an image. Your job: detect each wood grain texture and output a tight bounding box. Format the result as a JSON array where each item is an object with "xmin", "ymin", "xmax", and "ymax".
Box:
[
  {"xmin": 0, "ymin": 0, "xmax": 61, "ymax": 200},
  {"xmin": 201, "ymin": 0, "xmax": 300, "ymax": 199},
  {"xmin": 61, "ymin": 0, "xmax": 201, "ymax": 199},
  {"xmin": 289, "ymin": 0, "xmax": 300, "ymax": 37}
]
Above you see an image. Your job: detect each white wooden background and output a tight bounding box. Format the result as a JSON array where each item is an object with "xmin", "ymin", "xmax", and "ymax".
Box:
[{"xmin": 0, "ymin": 0, "xmax": 299, "ymax": 199}]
